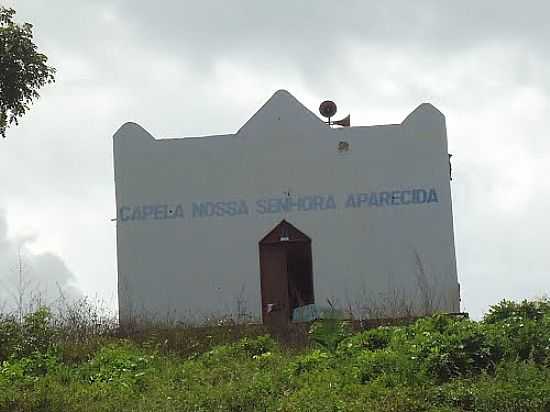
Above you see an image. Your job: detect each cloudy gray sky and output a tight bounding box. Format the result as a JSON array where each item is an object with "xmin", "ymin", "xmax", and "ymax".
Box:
[{"xmin": 1, "ymin": 0, "xmax": 549, "ymax": 318}]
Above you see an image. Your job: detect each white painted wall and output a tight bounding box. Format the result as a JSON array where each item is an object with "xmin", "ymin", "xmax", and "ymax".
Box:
[{"xmin": 113, "ymin": 90, "xmax": 459, "ymax": 324}]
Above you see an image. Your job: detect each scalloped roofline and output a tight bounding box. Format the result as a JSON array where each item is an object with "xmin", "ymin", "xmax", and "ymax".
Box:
[{"xmin": 113, "ymin": 91, "xmax": 444, "ymax": 141}]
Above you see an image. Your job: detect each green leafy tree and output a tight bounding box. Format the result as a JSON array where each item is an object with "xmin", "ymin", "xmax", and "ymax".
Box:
[{"xmin": 0, "ymin": 7, "xmax": 55, "ymax": 138}]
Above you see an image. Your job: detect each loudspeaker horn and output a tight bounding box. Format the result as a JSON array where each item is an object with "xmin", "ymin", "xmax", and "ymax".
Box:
[{"xmin": 332, "ymin": 114, "xmax": 350, "ymax": 127}]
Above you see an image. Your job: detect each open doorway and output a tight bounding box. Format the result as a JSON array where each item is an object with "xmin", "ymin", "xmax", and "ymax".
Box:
[{"xmin": 258, "ymin": 220, "xmax": 314, "ymax": 326}]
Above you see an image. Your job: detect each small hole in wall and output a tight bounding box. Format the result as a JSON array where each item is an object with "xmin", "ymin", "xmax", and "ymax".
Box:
[{"xmin": 338, "ymin": 141, "xmax": 350, "ymax": 153}]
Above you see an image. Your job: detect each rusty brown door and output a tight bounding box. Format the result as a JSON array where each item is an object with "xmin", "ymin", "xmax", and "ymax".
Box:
[
  {"xmin": 259, "ymin": 244, "xmax": 290, "ymax": 327},
  {"xmin": 259, "ymin": 220, "xmax": 314, "ymax": 327}
]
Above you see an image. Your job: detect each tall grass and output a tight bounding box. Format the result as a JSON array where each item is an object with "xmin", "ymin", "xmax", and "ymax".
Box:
[{"xmin": 0, "ymin": 297, "xmax": 549, "ymax": 411}]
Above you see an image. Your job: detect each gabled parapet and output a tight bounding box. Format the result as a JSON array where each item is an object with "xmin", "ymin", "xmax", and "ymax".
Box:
[
  {"xmin": 237, "ymin": 89, "xmax": 326, "ymax": 137},
  {"xmin": 113, "ymin": 122, "xmax": 156, "ymax": 170},
  {"xmin": 402, "ymin": 103, "xmax": 445, "ymax": 125},
  {"xmin": 112, "ymin": 95, "xmax": 448, "ymax": 148},
  {"xmin": 113, "ymin": 122, "xmax": 156, "ymax": 144},
  {"xmin": 401, "ymin": 103, "xmax": 448, "ymax": 151}
]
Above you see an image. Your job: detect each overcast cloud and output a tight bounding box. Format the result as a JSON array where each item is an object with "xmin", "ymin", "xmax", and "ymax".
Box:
[
  {"xmin": 0, "ymin": 210, "xmax": 80, "ymax": 313},
  {"xmin": 1, "ymin": 1, "xmax": 549, "ymax": 318}
]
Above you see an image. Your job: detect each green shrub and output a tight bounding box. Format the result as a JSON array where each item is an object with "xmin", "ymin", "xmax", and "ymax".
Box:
[
  {"xmin": 432, "ymin": 361, "xmax": 550, "ymax": 411},
  {"xmin": 309, "ymin": 319, "xmax": 352, "ymax": 352},
  {"xmin": 337, "ymin": 326, "xmax": 394, "ymax": 356},
  {"xmin": 82, "ymin": 343, "xmax": 155, "ymax": 390},
  {"xmin": 0, "ymin": 314, "xmax": 19, "ymax": 361},
  {"xmin": 482, "ymin": 305, "xmax": 550, "ymax": 364},
  {"xmin": 432, "ymin": 328, "xmax": 496, "ymax": 379},
  {"xmin": 291, "ymin": 349, "xmax": 332, "ymax": 375},
  {"xmin": 411, "ymin": 318, "xmax": 504, "ymax": 381},
  {"xmin": 19, "ymin": 307, "xmax": 57, "ymax": 357},
  {"xmin": 0, "ymin": 351, "xmax": 59, "ymax": 384},
  {"xmin": 484, "ymin": 298, "xmax": 550, "ymax": 324},
  {"xmin": 234, "ymin": 335, "xmax": 276, "ymax": 357},
  {"xmin": 353, "ymin": 349, "xmax": 421, "ymax": 386},
  {"xmin": 0, "ymin": 307, "xmax": 58, "ymax": 361}
]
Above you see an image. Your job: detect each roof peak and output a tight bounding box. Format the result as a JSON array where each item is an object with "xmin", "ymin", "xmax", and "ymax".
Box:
[{"xmin": 237, "ymin": 90, "xmax": 326, "ymax": 135}]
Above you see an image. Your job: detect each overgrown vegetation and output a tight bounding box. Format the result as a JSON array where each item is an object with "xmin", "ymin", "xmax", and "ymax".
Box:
[{"xmin": 1, "ymin": 298, "xmax": 549, "ymax": 411}]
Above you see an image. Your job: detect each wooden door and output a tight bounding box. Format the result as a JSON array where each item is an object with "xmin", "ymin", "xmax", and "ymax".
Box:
[
  {"xmin": 259, "ymin": 244, "xmax": 290, "ymax": 326},
  {"xmin": 259, "ymin": 220, "xmax": 314, "ymax": 326}
]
